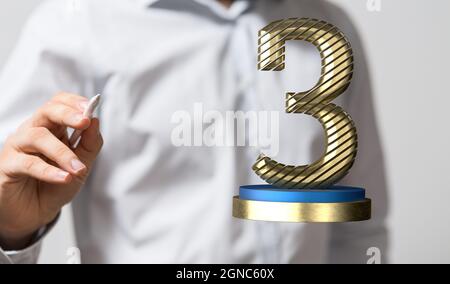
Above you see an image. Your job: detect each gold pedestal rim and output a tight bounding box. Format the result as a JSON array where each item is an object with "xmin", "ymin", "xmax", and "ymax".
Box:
[{"xmin": 232, "ymin": 196, "xmax": 371, "ymax": 223}]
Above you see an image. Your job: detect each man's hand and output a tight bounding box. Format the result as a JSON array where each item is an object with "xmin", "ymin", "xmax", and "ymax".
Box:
[{"xmin": 0, "ymin": 93, "xmax": 103, "ymax": 250}]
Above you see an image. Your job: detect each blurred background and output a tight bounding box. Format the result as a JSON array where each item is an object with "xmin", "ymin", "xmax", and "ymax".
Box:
[{"xmin": 0, "ymin": 0, "xmax": 449, "ymax": 264}]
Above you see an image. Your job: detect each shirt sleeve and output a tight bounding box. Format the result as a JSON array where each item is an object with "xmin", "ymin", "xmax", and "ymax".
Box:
[
  {"xmin": 326, "ymin": 6, "xmax": 390, "ymax": 264},
  {"xmin": 0, "ymin": 215, "xmax": 59, "ymax": 264},
  {"xmin": 0, "ymin": 237, "xmax": 42, "ymax": 265}
]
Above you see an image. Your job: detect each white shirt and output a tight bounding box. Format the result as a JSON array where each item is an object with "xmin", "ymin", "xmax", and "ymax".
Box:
[{"xmin": 0, "ymin": 0, "xmax": 388, "ymax": 264}]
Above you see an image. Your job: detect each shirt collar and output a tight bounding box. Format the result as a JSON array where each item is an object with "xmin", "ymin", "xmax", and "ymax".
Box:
[{"xmin": 137, "ymin": 0, "xmax": 251, "ymax": 21}]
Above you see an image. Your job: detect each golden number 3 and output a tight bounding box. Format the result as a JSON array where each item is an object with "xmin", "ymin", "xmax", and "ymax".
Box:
[{"xmin": 253, "ymin": 18, "xmax": 357, "ymax": 189}]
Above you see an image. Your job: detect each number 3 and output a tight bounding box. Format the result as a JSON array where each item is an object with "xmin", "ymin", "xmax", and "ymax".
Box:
[{"xmin": 253, "ymin": 18, "xmax": 357, "ymax": 188}]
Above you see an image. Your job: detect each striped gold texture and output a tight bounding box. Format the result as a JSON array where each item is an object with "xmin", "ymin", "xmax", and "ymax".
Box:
[
  {"xmin": 254, "ymin": 18, "xmax": 357, "ymax": 189},
  {"xmin": 232, "ymin": 196, "xmax": 371, "ymax": 223}
]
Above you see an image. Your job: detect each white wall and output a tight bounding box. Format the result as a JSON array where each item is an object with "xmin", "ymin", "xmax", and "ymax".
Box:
[{"xmin": 0, "ymin": 0, "xmax": 449, "ymax": 264}]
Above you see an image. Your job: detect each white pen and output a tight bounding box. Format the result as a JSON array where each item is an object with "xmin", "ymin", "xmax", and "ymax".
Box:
[{"xmin": 69, "ymin": 94, "xmax": 101, "ymax": 148}]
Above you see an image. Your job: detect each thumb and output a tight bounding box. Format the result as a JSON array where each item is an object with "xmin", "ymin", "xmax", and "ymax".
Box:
[
  {"xmin": 33, "ymin": 118, "xmax": 103, "ymax": 220},
  {"xmin": 74, "ymin": 118, "xmax": 103, "ymax": 174}
]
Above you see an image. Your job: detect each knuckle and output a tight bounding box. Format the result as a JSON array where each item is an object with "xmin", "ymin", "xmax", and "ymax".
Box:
[
  {"xmin": 55, "ymin": 105, "xmax": 75, "ymax": 119},
  {"xmin": 44, "ymin": 100, "xmax": 55, "ymax": 108},
  {"xmin": 17, "ymin": 117, "xmax": 34, "ymax": 131},
  {"xmin": 54, "ymin": 108, "xmax": 67, "ymax": 125},
  {"xmin": 42, "ymin": 165, "xmax": 54, "ymax": 177},
  {"xmin": 4, "ymin": 134, "xmax": 16, "ymax": 147},
  {"xmin": 54, "ymin": 145, "xmax": 72, "ymax": 159},
  {"xmin": 40, "ymin": 102, "xmax": 55, "ymax": 115},
  {"xmin": 38, "ymin": 102, "xmax": 53, "ymax": 115},
  {"xmin": 54, "ymin": 92, "xmax": 80, "ymax": 103},
  {"xmin": 21, "ymin": 156, "xmax": 36, "ymax": 172},
  {"xmin": 0, "ymin": 152, "xmax": 13, "ymax": 176},
  {"xmin": 53, "ymin": 92, "xmax": 67, "ymax": 100},
  {"xmin": 33, "ymin": 108, "xmax": 44, "ymax": 121},
  {"xmin": 28, "ymin": 127, "xmax": 49, "ymax": 141},
  {"xmin": 32, "ymin": 106, "xmax": 49, "ymax": 123}
]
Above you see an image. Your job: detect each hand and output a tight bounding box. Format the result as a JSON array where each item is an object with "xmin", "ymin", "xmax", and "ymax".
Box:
[{"xmin": 0, "ymin": 93, "xmax": 103, "ymax": 250}]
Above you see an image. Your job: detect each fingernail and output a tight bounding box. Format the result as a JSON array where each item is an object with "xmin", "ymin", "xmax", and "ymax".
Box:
[
  {"xmin": 55, "ymin": 170, "xmax": 70, "ymax": 181},
  {"xmin": 71, "ymin": 159, "xmax": 86, "ymax": 172},
  {"xmin": 79, "ymin": 101, "xmax": 89, "ymax": 111},
  {"xmin": 72, "ymin": 113, "xmax": 85, "ymax": 124}
]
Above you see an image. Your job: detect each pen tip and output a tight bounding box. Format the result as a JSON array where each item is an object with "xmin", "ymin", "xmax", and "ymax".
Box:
[{"xmin": 90, "ymin": 94, "xmax": 101, "ymax": 109}]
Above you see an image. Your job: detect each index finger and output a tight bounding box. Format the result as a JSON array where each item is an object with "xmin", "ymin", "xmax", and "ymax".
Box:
[
  {"xmin": 30, "ymin": 101, "xmax": 91, "ymax": 130},
  {"xmin": 52, "ymin": 92, "xmax": 89, "ymax": 112}
]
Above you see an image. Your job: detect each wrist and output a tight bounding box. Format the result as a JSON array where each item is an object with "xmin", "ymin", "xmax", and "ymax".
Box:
[
  {"xmin": 0, "ymin": 211, "xmax": 60, "ymax": 251},
  {"xmin": 0, "ymin": 229, "xmax": 36, "ymax": 251}
]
